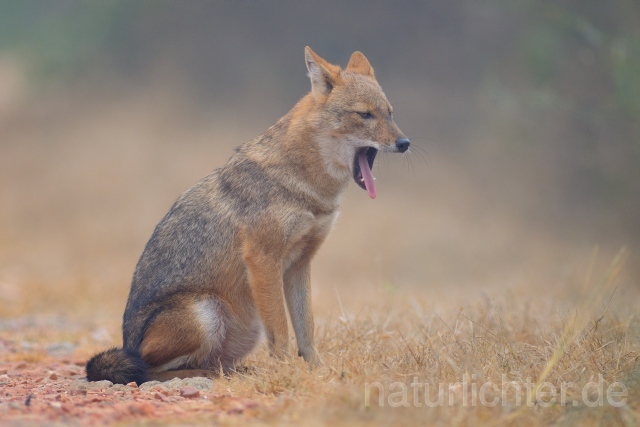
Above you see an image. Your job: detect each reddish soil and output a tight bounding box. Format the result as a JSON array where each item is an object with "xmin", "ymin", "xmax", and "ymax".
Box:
[{"xmin": 0, "ymin": 339, "xmax": 262, "ymax": 426}]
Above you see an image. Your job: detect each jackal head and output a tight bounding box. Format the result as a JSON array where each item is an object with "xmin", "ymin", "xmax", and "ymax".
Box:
[{"xmin": 304, "ymin": 46, "xmax": 410, "ymax": 199}]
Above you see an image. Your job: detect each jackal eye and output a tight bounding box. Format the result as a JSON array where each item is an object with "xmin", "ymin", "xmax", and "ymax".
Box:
[{"xmin": 357, "ymin": 112, "xmax": 373, "ymax": 120}]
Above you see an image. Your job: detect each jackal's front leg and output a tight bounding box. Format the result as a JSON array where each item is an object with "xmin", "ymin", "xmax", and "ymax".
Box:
[
  {"xmin": 243, "ymin": 250, "xmax": 289, "ymax": 358},
  {"xmin": 284, "ymin": 262, "xmax": 320, "ymax": 365}
]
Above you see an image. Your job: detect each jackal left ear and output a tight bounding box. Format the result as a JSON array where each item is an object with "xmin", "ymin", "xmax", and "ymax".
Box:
[
  {"xmin": 305, "ymin": 46, "xmax": 341, "ymax": 98},
  {"xmin": 346, "ymin": 51, "xmax": 374, "ymax": 77}
]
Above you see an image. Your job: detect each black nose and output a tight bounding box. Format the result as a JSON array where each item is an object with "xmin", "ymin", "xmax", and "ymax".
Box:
[{"xmin": 395, "ymin": 138, "xmax": 410, "ymax": 153}]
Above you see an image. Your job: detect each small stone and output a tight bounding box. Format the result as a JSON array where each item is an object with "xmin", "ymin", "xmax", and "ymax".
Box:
[
  {"xmin": 139, "ymin": 380, "xmax": 161, "ymax": 390},
  {"xmin": 15, "ymin": 362, "xmax": 27, "ymax": 369},
  {"xmin": 48, "ymin": 372, "xmax": 58, "ymax": 380},
  {"xmin": 161, "ymin": 378, "xmax": 184, "ymax": 389},
  {"xmin": 50, "ymin": 401, "xmax": 62, "ymax": 409},
  {"xmin": 182, "ymin": 377, "xmax": 214, "ymax": 390},
  {"xmin": 179, "ymin": 386, "xmax": 200, "ymax": 398},
  {"xmin": 126, "ymin": 381, "xmax": 138, "ymax": 388},
  {"xmin": 153, "ymin": 392, "xmax": 169, "ymax": 402},
  {"xmin": 74, "ymin": 379, "xmax": 113, "ymax": 390}
]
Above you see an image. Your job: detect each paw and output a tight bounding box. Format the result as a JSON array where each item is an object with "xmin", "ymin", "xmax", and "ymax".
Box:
[{"xmin": 300, "ymin": 346, "xmax": 322, "ymax": 366}]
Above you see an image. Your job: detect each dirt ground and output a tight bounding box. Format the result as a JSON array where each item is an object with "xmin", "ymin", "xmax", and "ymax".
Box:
[{"xmin": 0, "ymin": 351, "xmax": 253, "ymax": 426}]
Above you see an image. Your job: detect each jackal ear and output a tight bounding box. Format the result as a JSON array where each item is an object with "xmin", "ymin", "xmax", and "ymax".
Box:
[
  {"xmin": 346, "ymin": 51, "xmax": 374, "ymax": 77},
  {"xmin": 305, "ymin": 46, "xmax": 341, "ymax": 98}
]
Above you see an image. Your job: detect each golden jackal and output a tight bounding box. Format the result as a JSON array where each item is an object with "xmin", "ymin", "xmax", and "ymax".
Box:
[{"xmin": 86, "ymin": 47, "xmax": 410, "ymax": 384}]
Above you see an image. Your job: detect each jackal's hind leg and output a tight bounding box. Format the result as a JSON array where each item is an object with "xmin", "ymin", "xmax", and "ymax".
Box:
[{"xmin": 140, "ymin": 297, "xmax": 226, "ymax": 377}]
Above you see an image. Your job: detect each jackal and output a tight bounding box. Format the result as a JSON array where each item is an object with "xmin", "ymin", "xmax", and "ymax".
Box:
[{"xmin": 86, "ymin": 47, "xmax": 410, "ymax": 384}]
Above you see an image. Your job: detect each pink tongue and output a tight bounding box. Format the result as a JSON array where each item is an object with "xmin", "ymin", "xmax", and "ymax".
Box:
[{"xmin": 358, "ymin": 150, "xmax": 377, "ymax": 199}]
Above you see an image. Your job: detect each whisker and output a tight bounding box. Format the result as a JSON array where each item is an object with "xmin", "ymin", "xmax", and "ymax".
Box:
[
  {"xmin": 406, "ymin": 143, "xmax": 429, "ymax": 166},
  {"xmin": 406, "ymin": 152, "xmax": 416, "ymax": 177},
  {"xmin": 409, "ymin": 143, "xmax": 429, "ymax": 154},
  {"xmin": 402, "ymin": 152, "xmax": 414, "ymax": 177},
  {"xmin": 414, "ymin": 151, "xmax": 429, "ymax": 168}
]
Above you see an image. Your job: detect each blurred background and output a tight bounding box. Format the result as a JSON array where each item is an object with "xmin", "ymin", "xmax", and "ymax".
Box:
[{"xmin": 0, "ymin": 1, "xmax": 638, "ymax": 321}]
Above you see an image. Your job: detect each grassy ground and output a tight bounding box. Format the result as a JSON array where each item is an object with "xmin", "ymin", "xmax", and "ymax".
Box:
[
  {"xmin": 1, "ymin": 91, "xmax": 639, "ymax": 425},
  {"xmin": 2, "ymin": 264, "xmax": 638, "ymax": 426}
]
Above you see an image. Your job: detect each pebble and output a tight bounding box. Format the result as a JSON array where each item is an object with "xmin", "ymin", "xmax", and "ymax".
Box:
[
  {"xmin": 179, "ymin": 387, "xmax": 200, "ymax": 398},
  {"xmin": 154, "ymin": 392, "xmax": 169, "ymax": 402},
  {"xmin": 161, "ymin": 377, "xmax": 214, "ymax": 391},
  {"xmin": 139, "ymin": 381, "xmax": 161, "ymax": 390},
  {"xmin": 48, "ymin": 372, "xmax": 58, "ymax": 380},
  {"xmin": 72, "ymin": 379, "xmax": 113, "ymax": 390}
]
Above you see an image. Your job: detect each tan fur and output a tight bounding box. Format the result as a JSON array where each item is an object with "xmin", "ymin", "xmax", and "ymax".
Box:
[
  {"xmin": 85, "ymin": 47, "xmax": 409, "ymax": 384},
  {"xmin": 140, "ymin": 306, "xmax": 203, "ymax": 368}
]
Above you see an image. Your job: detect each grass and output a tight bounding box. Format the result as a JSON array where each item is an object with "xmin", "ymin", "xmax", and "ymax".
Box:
[
  {"xmin": 212, "ymin": 253, "xmax": 640, "ymax": 426},
  {"xmin": 205, "ymin": 247, "xmax": 636, "ymax": 426}
]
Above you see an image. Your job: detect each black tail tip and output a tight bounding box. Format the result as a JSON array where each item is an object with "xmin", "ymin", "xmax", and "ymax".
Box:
[{"xmin": 86, "ymin": 347, "xmax": 149, "ymax": 385}]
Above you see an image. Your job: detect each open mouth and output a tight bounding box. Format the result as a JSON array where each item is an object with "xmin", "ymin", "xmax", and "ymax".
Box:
[{"xmin": 353, "ymin": 147, "xmax": 378, "ymax": 199}]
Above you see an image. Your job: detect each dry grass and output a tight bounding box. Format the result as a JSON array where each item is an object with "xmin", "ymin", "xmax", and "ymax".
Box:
[
  {"xmin": 1, "ymin": 87, "xmax": 639, "ymax": 425},
  {"xmin": 205, "ymin": 250, "xmax": 640, "ymax": 426}
]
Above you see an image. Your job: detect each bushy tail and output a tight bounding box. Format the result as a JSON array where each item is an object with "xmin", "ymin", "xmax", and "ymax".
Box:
[{"xmin": 85, "ymin": 347, "xmax": 149, "ymax": 385}]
